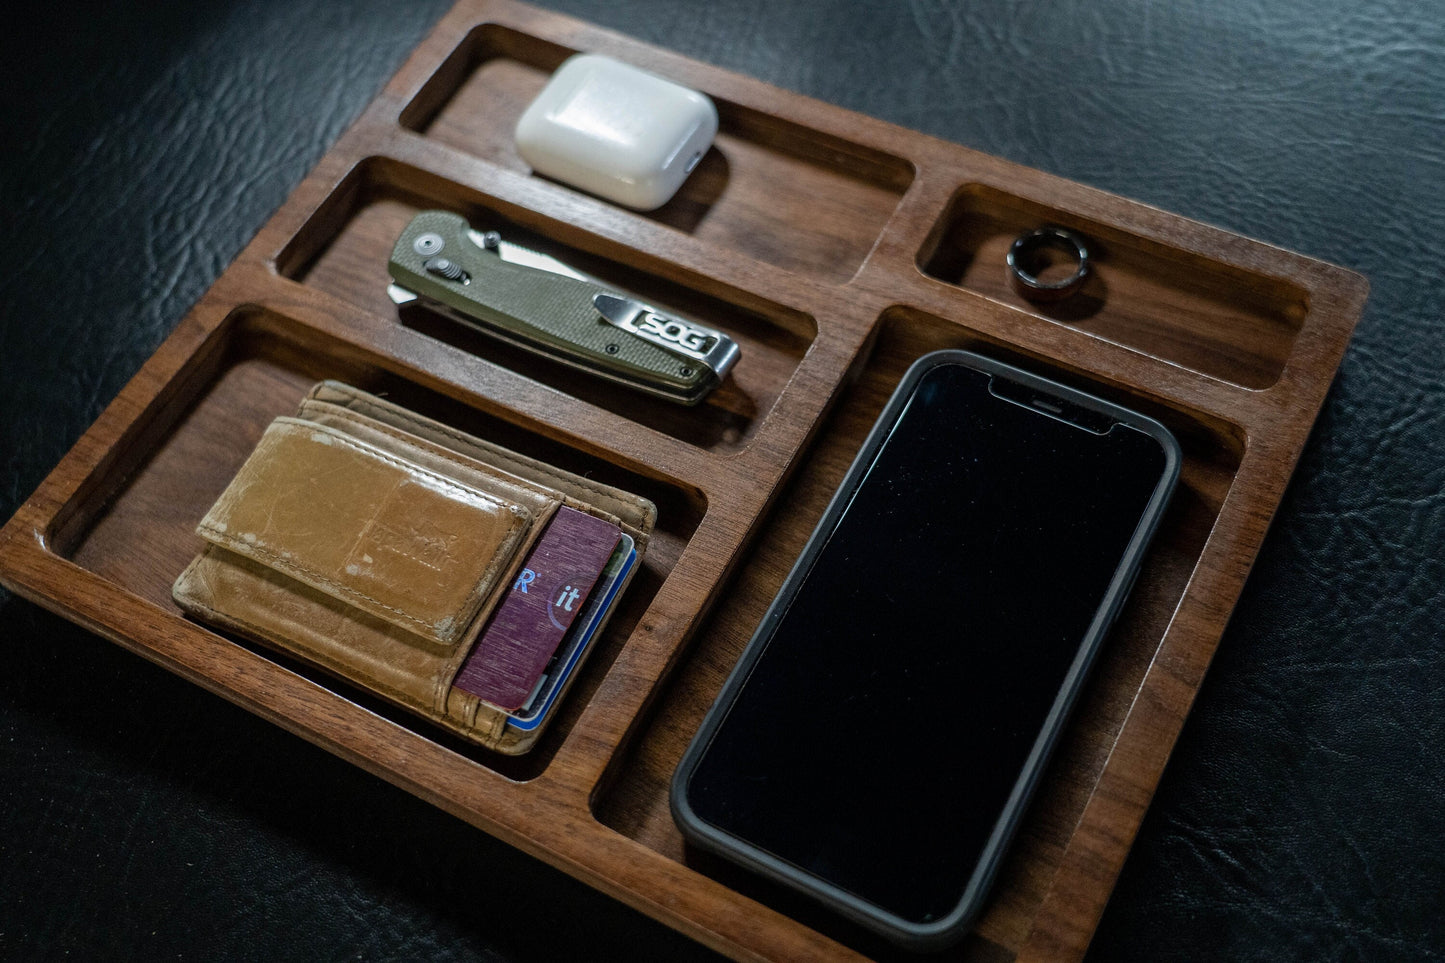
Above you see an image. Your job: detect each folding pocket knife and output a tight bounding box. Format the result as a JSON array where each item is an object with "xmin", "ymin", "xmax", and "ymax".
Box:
[{"xmin": 388, "ymin": 210, "xmax": 739, "ymax": 405}]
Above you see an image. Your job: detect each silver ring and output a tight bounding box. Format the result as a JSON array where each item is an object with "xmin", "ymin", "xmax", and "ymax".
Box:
[{"xmin": 1007, "ymin": 226, "xmax": 1090, "ymax": 302}]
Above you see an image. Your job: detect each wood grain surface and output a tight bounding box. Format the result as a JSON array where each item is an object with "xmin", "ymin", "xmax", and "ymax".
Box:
[{"xmin": 0, "ymin": 1, "xmax": 1366, "ymax": 960}]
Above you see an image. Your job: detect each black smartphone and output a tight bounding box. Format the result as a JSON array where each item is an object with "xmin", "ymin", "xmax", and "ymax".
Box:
[{"xmin": 671, "ymin": 350, "xmax": 1180, "ymax": 950}]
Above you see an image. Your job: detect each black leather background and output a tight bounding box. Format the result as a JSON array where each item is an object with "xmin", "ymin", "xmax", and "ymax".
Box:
[{"xmin": 3, "ymin": 1, "xmax": 1442, "ymax": 960}]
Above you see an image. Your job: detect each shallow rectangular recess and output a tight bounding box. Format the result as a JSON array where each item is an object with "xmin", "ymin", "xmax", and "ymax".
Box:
[
  {"xmin": 919, "ymin": 184, "xmax": 1309, "ymax": 389},
  {"xmin": 398, "ymin": 23, "xmax": 915, "ymax": 284},
  {"xmin": 277, "ymin": 156, "xmax": 815, "ymax": 453},
  {"xmin": 50, "ymin": 305, "xmax": 705, "ymax": 782},
  {"xmin": 590, "ymin": 305, "xmax": 1243, "ymax": 959}
]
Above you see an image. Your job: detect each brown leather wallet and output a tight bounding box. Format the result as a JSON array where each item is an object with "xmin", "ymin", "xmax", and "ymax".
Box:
[{"xmin": 173, "ymin": 381, "xmax": 655, "ymax": 754}]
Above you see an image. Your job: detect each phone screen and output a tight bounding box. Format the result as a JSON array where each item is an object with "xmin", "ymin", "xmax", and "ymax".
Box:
[{"xmin": 681, "ymin": 360, "xmax": 1173, "ymax": 929}]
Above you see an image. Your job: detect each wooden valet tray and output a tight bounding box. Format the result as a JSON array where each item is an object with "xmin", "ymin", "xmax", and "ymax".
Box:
[{"xmin": 0, "ymin": 2, "xmax": 1366, "ymax": 959}]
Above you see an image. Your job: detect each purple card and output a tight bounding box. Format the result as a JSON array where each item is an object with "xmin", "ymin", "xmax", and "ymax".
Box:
[{"xmin": 453, "ymin": 506, "xmax": 621, "ymax": 711}]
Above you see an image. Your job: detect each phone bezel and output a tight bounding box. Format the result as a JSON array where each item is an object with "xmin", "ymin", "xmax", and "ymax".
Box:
[{"xmin": 671, "ymin": 349, "xmax": 1182, "ymax": 950}]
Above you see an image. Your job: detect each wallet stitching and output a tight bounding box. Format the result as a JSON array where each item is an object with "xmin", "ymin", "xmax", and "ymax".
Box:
[
  {"xmin": 274, "ymin": 419, "xmax": 512, "ymax": 504},
  {"xmin": 179, "ymin": 574, "xmax": 511, "ymax": 749},
  {"xmin": 201, "ymin": 423, "xmax": 528, "ymax": 643},
  {"xmin": 177, "ymin": 576, "xmax": 441, "ymax": 720},
  {"xmin": 308, "ymin": 386, "xmax": 656, "ymax": 544},
  {"xmin": 178, "ymin": 548, "xmax": 507, "ymax": 749},
  {"xmin": 195, "ymin": 533, "xmax": 508, "ymax": 642},
  {"xmin": 335, "ymin": 395, "xmax": 641, "ymax": 520},
  {"xmin": 301, "ymin": 403, "xmax": 562, "ymax": 508}
]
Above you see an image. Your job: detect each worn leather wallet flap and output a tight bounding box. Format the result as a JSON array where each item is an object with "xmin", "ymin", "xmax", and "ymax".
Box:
[
  {"xmin": 304, "ymin": 381, "xmax": 656, "ymax": 547},
  {"xmin": 195, "ymin": 417, "xmax": 531, "ymax": 648}
]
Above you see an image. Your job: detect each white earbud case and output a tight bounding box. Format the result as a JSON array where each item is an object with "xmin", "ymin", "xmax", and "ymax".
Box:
[{"xmin": 515, "ymin": 54, "xmax": 718, "ymax": 211}]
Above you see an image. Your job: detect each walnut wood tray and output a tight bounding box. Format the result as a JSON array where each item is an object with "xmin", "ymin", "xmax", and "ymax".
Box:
[{"xmin": 0, "ymin": 2, "xmax": 1366, "ymax": 959}]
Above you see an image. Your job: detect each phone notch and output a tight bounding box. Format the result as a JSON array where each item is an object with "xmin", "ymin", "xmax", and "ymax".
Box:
[{"xmin": 985, "ymin": 373, "xmax": 1115, "ymax": 434}]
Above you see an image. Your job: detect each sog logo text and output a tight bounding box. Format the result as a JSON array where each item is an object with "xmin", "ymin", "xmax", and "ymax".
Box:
[{"xmin": 631, "ymin": 312, "xmax": 716, "ymax": 355}]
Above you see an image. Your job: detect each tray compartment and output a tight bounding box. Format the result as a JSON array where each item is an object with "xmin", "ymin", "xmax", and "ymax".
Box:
[
  {"xmin": 54, "ymin": 305, "xmax": 704, "ymax": 780},
  {"xmin": 919, "ymin": 184, "xmax": 1309, "ymax": 389},
  {"xmin": 399, "ymin": 24, "xmax": 914, "ymax": 284},
  {"xmin": 591, "ymin": 305, "xmax": 1242, "ymax": 958},
  {"xmin": 277, "ymin": 156, "xmax": 814, "ymax": 452}
]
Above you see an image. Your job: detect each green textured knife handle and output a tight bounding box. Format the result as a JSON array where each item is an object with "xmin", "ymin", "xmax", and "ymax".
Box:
[{"xmin": 390, "ymin": 211, "xmax": 705, "ymax": 395}]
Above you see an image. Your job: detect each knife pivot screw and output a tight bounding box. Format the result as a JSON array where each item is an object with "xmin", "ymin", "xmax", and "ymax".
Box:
[
  {"xmin": 605, "ymin": 343, "xmax": 620, "ymax": 354},
  {"xmin": 424, "ymin": 256, "xmax": 470, "ymax": 283},
  {"xmin": 413, "ymin": 232, "xmax": 445, "ymax": 256}
]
